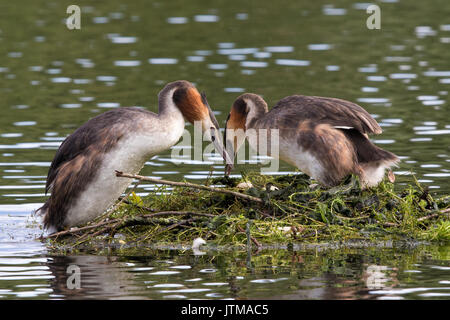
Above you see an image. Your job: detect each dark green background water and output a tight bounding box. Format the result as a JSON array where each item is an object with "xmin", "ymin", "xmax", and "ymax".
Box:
[{"xmin": 0, "ymin": 0, "xmax": 448, "ymax": 300}]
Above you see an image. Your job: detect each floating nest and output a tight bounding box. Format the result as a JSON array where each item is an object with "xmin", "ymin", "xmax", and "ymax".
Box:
[{"xmin": 43, "ymin": 171, "xmax": 450, "ymax": 252}]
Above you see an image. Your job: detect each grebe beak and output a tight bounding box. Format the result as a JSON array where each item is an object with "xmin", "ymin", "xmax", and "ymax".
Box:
[
  {"xmin": 224, "ymin": 138, "xmax": 235, "ymax": 176},
  {"xmin": 210, "ymin": 126, "xmax": 234, "ymax": 168},
  {"xmin": 223, "ymin": 121, "xmax": 237, "ymax": 176},
  {"xmin": 201, "ymin": 93, "xmax": 234, "ymax": 169}
]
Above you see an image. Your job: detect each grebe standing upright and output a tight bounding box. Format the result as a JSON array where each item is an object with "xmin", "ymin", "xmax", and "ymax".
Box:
[
  {"xmin": 224, "ymin": 93, "xmax": 399, "ymax": 188},
  {"xmin": 38, "ymin": 80, "xmax": 231, "ymax": 233}
]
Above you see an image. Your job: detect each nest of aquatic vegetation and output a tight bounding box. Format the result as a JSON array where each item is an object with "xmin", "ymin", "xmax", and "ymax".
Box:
[{"xmin": 44, "ymin": 171, "xmax": 450, "ymax": 249}]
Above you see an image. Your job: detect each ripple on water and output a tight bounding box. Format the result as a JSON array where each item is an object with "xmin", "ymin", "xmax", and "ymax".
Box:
[
  {"xmin": 322, "ymin": 6, "xmax": 347, "ymax": 16},
  {"xmin": 194, "ymin": 50, "xmax": 213, "ymax": 56},
  {"xmin": 96, "ymin": 76, "xmax": 117, "ymax": 82},
  {"xmin": 28, "ymin": 66, "xmax": 43, "ymax": 72},
  {"xmin": 415, "ymin": 26, "xmax": 437, "ymax": 38},
  {"xmin": 235, "ymin": 13, "xmax": 248, "ymax": 20},
  {"xmin": 208, "ymin": 64, "xmax": 228, "ymax": 70},
  {"xmin": 199, "ymin": 268, "xmax": 217, "ymax": 273},
  {"xmin": 96, "ymin": 102, "xmax": 120, "ymax": 108},
  {"xmin": 45, "ymin": 68, "xmax": 61, "ymax": 74},
  {"xmin": 367, "ymin": 76, "xmax": 387, "ymax": 82},
  {"xmin": 240, "ymin": 61, "xmax": 268, "ymax": 68},
  {"xmin": 253, "ymin": 52, "xmax": 271, "ymax": 59},
  {"xmin": 423, "ymin": 71, "xmax": 450, "ymax": 77},
  {"xmin": 167, "ymin": 17, "xmax": 188, "ymax": 24},
  {"xmin": 114, "ymin": 60, "xmax": 141, "ymax": 67},
  {"xmin": 170, "ymin": 265, "xmax": 191, "ymax": 270},
  {"xmin": 149, "ymin": 271, "xmax": 180, "ymax": 276},
  {"xmin": 194, "ymin": 15, "xmax": 219, "ymax": 23},
  {"xmin": 263, "ymin": 46, "xmax": 294, "ymax": 53},
  {"xmin": 224, "ymin": 87, "xmax": 245, "ymax": 93},
  {"xmin": 275, "ymin": 59, "xmax": 310, "ymax": 67},
  {"xmin": 308, "ymin": 44, "xmax": 332, "ymax": 50},
  {"xmin": 186, "ymin": 56, "xmax": 204, "ymax": 62},
  {"xmin": 357, "ymin": 98, "xmax": 390, "ymax": 104},
  {"xmin": 218, "ymin": 48, "xmax": 258, "ymax": 55},
  {"xmin": 389, "ymin": 73, "xmax": 417, "ymax": 79},
  {"xmin": 59, "ymin": 103, "xmax": 81, "ymax": 109},
  {"xmin": 422, "ymin": 100, "xmax": 445, "ymax": 106},
  {"xmin": 152, "ymin": 283, "xmax": 184, "ymax": 288},
  {"xmin": 251, "ymin": 278, "xmax": 288, "ymax": 284},
  {"xmin": 74, "ymin": 79, "xmax": 93, "ymax": 84},
  {"xmin": 110, "ymin": 36, "xmax": 138, "ymax": 44},
  {"xmin": 13, "ymin": 121, "xmax": 36, "ymax": 127},
  {"xmin": 92, "ymin": 17, "xmax": 109, "ymax": 24},
  {"xmin": 415, "ymin": 130, "xmax": 450, "ymax": 135},
  {"xmin": 0, "ymin": 133, "xmax": 23, "ymax": 138},
  {"xmin": 361, "ymin": 87, "xmax": 379, "ymax": 92},
  {"xmin": 50, "ymin": 77, "xmax": 71, "ymax": 83},
  {"xmin": 148, "ymin": 58, "xmax": 178, "ymax": 65},
  {"xmin": 326, "ymin": 65, "xmax": 340, "ymax": 71}
]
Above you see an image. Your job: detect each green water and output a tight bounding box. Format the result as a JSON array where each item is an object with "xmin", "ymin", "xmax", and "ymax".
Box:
[{"xmin": 0, "ymin": 0, "xmax": 448, "ymax": 300}]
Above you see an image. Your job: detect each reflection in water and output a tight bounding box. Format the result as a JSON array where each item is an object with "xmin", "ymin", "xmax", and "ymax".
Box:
[
  {"xmin": 46, "ymin": 255, "xmax": 140, "ymax": 299},
  {"xmin": 0, "ymin": 214, "xmax": 448, "ymax": 301}
]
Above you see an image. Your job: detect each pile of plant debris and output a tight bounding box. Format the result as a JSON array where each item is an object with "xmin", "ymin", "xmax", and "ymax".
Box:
[{"xmin": 44, "ymin": 170, "xmax": 450, "ymax": 249}]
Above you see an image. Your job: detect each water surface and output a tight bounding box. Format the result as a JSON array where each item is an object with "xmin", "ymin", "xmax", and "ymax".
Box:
[{"xmin": 0, "ymin": 0, "xmax": 449, "ymax": 299}]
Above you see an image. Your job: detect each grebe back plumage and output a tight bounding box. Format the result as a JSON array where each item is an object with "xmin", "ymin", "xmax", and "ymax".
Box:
[{"xmin": 224, "ymin": 93, "xmax": 399, "ymax": 187}]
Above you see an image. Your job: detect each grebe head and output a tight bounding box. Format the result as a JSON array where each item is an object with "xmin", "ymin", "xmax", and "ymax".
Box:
[
  {"xmin": 224, "ymin": 93, "xmax": 268, "ymax": 175},
  {"xmin": 162, "ymin": 80, "xmax": 233, "ymax": 166}
]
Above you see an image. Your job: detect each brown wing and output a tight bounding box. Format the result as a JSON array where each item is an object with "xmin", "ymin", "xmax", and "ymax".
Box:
[
  {"xmin": 262, "ymin": 95, "xmax": 382, "ymax": 135},
  {"xmin": 40, "ymin": 107, "xmax": 156, "ymax": 230},
  {"xmin": 45, "ymin": 107, "xmax": 152, "ymax": 193}
]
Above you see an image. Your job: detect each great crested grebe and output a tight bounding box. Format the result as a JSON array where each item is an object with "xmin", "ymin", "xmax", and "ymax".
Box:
[
  {"xmin": 38, "ymin": 80, "xmax": 231, "ymax": 233},
  {"xmin": 224, "ymin": 93, "xmax": 399, "ymax": 188}
]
